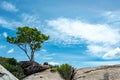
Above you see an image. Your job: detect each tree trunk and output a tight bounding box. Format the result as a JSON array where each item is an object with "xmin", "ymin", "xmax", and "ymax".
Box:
[{"xmin": 30, "ymin": 51, "xmax": 34, "ymax": 62}]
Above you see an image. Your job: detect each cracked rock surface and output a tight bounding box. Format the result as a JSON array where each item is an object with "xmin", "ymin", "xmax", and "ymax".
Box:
[{"xmin": 74, "ymin": 64, "xmax": 120, "ymax": 80}]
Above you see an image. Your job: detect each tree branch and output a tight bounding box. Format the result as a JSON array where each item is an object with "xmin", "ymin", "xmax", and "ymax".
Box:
[{"xmin": 17, "ymin": 44, "xmax": 31, "ymax": 60}]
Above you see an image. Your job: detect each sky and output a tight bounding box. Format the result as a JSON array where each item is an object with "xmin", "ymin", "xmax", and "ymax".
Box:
[{"xmin": 0, "ymin": 0, "xmax": 120, "ymax": 68}]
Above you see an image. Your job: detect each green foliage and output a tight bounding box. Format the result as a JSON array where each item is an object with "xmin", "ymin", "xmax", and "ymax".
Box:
[
  {"xmin": 4, "ymin": 64, "xmax": 25, "ymax": 79},
  {"xmin": 0, "ymin": 56, "xmax": 25, "ymax": 79},
  {"xmin": 57, "ymin": 64, "xmax": 74, "ymax": 80},
  {"xmin": 7, "ymin": 58, "xmax": 17, "ymax": 65},
  {"xmin": 50, "ymin": 67, "xmax": 58, "ymax": 72},
  {"xmin": 6, "ymin": 26, "xmax": 49, "ymax": 62},
  {"xmin": 0, "ymin": 56, "xmax": 8, "ymax": 65}
]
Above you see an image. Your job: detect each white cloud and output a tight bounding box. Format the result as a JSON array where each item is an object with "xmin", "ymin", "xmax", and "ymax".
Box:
[
  {"xmin": 87, "ymin": 45, "xmax": 113, "ymax": 57},
  {"xmin": 49, "ymin": 62, "xmax": 60, "ymax": 66},
  {"xmin": 0, "ymin": 17, "xmax": 8, "ymax": 25},
  {"xmin": 104, "ymin": 11, "xmax": 120, "ymax": 21},
  {"xmin": 103, "ymin": 48, "xmax": 120, "ymax": 59},
  {"xmin": 0, "ymin": 13, "xmax": 41, "ymax": 30},
  {"xmin": 0, "ymin": 45, "xmax": 6, "ymax": 48},
  {"xmin": 46, "ymin": 17, "xmax": 120, "ymax": 59},
  {"xmin": 1, "ymin": 1, "xmax": 18, "ymax": 12},
  {"xmin": 21, "ymin": 13, "xmax": 41, "ymax": 28},
  {"xmin": 41, "ymin": 49, "xmax": 47, "ymax": 53},
  {"xmin": 47, "ymin": 18, "xmax": 120, "ymax": 45},
  {"xmin": 102, "ymin": 11, "xmax": 120, "ymax": 28},
  {"xmin": 0, "ymin": 17, "xmax": 21, "ymax": 30},
  {"xmin": 3, "ymin": 32, "xmax": 8, "ymax": 38},
  {"xmin": 7, "ymin": 48, "xmax": 14, "ymax": 54}
]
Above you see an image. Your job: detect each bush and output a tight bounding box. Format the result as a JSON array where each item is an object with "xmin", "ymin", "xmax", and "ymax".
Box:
[
  {"xmin": 3, "ymin": 63, "xmax": 25, "ymax": 79},
  {"xmin": 50, "ymin": 67, "xmax": 57, "ymax": 72},
  {"xmin": 57, "ymin": 64, "xmax": 74, "ymax": 80},
  {"xmin": 7, "ymin": 58, "xmax": 17, "ymax": 65}
]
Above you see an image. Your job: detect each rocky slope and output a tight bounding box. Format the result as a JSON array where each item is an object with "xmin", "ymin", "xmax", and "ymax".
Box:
[
  {"xmin": 23, "ymin": 69, "xmax": 64, "ymax": 80},
  {"xmin": 0, "ymin": 64, "xmax": 18, "ymax": 80},
  {"xmin": 74, "ymin": 64, "xmax": 120, "ymax": 80}
]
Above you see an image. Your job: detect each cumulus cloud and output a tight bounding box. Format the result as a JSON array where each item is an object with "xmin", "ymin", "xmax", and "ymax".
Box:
[
  {"xmin": 46, "ymin": 17, "xmax": 120, "ymax": 59},
  {"xmin": 3, "ymin": 32, "xmax": 8, "ymax": 38},
  {"xmin": 1, "ymin": 1, "xmax": 18, "ymax": 12},
  {"xmin": 46, "ymin": 18, "xmax": 120, "ymax": 45},
  {"xmin": 7, "ymin": 48, "xmax": 14, "ymax": 54}
]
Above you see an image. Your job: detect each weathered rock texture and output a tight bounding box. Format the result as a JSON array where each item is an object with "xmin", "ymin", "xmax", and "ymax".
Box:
[
  {"xmin": 19, "ymin": 61, "xmax": 49, "ymax": 75},
  {"xmin": 0, "ymin": 64, "xmax": 18, "ymax": 80},
  {"xmin": 23, "ymin": 69, "xmax": 64, "ymax": 80},
  {"xmin": 74, "ymin": 64, "xmax": 120, "ymax": 80}
]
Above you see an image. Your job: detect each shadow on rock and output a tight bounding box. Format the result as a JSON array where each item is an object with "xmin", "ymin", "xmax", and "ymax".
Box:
[{"xmin": 19, "ymin": 61, "xmax": 50, "ymax": 75}]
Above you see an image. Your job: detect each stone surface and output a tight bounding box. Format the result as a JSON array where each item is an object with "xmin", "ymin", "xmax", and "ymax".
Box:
[
  {"xmin": 19, "ymin": 61, "xmax": 50, "ymax": 75},
  {"xmin": 43, "ymin": 62, "xmax": 49, "ymax": 65},
  {"xmin": 0, "ymin": 64, "xmax": 18, "ymax": 80},
  {"xmin": 23, "ymin": 69, "xmax": 64, "ymax": 80},
  {"xmin": 74, "ymin": 64, "xmax": 120, "ymax": 80}
]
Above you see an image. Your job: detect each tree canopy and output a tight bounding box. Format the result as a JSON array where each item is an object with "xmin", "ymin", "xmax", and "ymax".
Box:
[{"xmin": 7, "ymin": 26, "xmax": 49, "ymax": 62}]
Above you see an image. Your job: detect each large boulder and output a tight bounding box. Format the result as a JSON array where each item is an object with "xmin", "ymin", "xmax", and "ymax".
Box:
[
  {"xmin": 74, "ymin": 64, "xmax": 120, "ymax": 80},
  {"xmin": 19, "ymin": 61, "xmax": 50, "ymax": 75}
]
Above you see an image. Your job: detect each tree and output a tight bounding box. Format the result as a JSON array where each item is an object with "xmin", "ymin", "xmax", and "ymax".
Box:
[{"xmin": 6, "ymin": 26, "xmax": 49, "ymax": 62}]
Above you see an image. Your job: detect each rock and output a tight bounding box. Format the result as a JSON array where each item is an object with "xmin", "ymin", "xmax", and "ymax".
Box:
[
  {"xmin": 74, "ymin": 64, "xmax": 120, "ymax": 80},
  {"xmin": 0, "ymin": 64, "xmax": 18, "ymax": 80},
  {"xmin": 42, "ymin": 65, "xmax": 50, "ymax": 69},
  {"xmin": 23, "ymin": 69, "xmax": 64, "ymax": 80},
  {"xmin": 19, "ymin": 61, "xmax": 32, "ymax": 69},
  {"xmin": 43, "ymin": 62, "xmax": 49, "ymax": 65},
  {"xmin": 19, "ymin": 61, "xmax": 50, "ymax": 75}
]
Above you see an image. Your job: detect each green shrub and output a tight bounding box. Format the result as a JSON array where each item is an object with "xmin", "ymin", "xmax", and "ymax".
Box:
[
  {"xmin": 3, "ymin": 63, "xmax": 25, "ymax": 79},
  {"xmin": 7, "ymin": 58, "xmax": 17, "ymax": 65},
  {"xmin": 0, "ymin": 56, "xmax": 8, "ymax": 65},
  {"xmin": 0, "ymin": 57, "xmax": 25, "ymax": 79},
  {"xmin": 57, "ymin": 64, "xmax": 74, "ymax": 80},
  {"xmin": 50, "ymin": 67, "xmax": 57, "ymax": 72}
]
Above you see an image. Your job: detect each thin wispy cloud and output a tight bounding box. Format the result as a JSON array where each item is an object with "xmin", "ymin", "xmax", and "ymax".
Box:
[
  {"xmin": 102, "ymin": 11, "xmax": 120, "ymax": 28},
  {"xmin": 0, "ymin": 13, "xmax": 41, "ymax": 30},
  {"xmin": 21, "ymin": 13, "xmax": 41, "ymax": 27},
  {"xmin": 7, "ymin": 48, "xmax": 14, "ymax": 54},
  {"xmin": 0, "ymin": 17, "xmax": 21, "ymax": 29},
  {"xmin": 0, "ymin": 45, "xmax": 6, "ymax": 49},
  {"xmin": 41, "ymin": 49, "xmax": 47, "ymax": 53},
  {"xmin": 1, "ymin": 1, "xmax": 18, "ymax": 12},
  {"xmin": 3, "ymin": 32, "xmax": 8, "ymax": 38}
]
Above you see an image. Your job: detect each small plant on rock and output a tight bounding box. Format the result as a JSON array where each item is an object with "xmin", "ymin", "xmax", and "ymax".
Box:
[
  {"xmin": 57, "ymin": 64, "xmax": 75, "ymax": 80},
  {"xmin": 50, "ymin": 67, "xmax": 58, "ymax": 72}
]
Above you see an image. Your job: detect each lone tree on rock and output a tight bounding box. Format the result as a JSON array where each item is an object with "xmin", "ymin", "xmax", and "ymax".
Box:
[{"xmin": 6, "ymin": 26, "xmax": 49, "ymax": 62}]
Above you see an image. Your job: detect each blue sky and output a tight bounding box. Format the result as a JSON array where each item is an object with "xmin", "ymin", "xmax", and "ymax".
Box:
[{"xmin": 0, "ymin": 0, "xmax": 120, "ymax": 68}]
